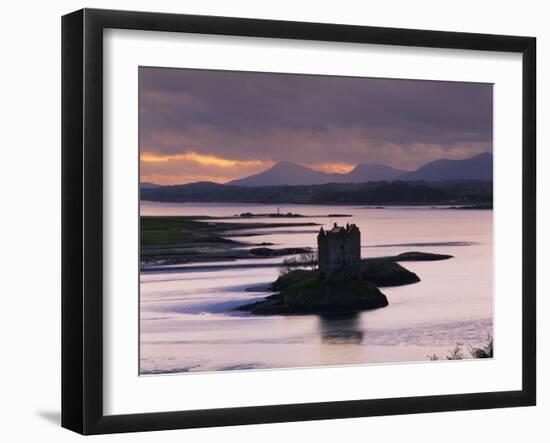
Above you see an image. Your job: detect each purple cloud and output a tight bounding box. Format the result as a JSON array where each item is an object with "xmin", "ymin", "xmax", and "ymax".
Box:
[{"xmin": 139, "ymin": 67, "xmax": 492, "ymax": 184}]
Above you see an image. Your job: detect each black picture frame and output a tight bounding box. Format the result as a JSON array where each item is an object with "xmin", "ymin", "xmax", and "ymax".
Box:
[{"xmin": 62, "ymin": 8, "xmax": 536, "ymax": 435}]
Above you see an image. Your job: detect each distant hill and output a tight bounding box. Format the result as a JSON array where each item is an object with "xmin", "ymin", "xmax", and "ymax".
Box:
[
  {"xmin": 140, "ymin": 153, "xmax": 493, "ymax": 205},
  {"xmin": 228, "ymin": 161, "xmax": 407, "ymax": 187},
  {"xmin": 228, "ymin": 161, "xmax": 333, "ymax": 186},
  {"xmin": 397, "ymin": 153, "xmax": 493, "ymax": 182},
  {"xmin": 141, "ymin": 180, "xmax": 493, "ymax": 205},
  {"xmin": 346, "ymin": 163, "xmax": 406, "ymax": 182},
  {"xmin": 226, "ymin": 154, "xmax": 492, "ymax": 187},
  {"xmin": 140, "ymin": 182, "xmax": 162, "ymax": 189},
  {"xmin": 140, "ymin": 153, "xmax": 494, "ymax": 205}
]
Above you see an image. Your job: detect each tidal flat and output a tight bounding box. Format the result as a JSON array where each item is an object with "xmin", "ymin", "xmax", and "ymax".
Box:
[{"xmin": 140, "ymin": 215, "xmax": 320, "ymax": 267}]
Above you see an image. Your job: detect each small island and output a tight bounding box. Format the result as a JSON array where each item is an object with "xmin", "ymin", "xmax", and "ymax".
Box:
[{"xmin": 238, "ymin": 223, "xmax": 452, "ymax": 315}]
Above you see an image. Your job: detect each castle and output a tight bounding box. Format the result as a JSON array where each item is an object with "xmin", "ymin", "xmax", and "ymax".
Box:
[{"xmin": 317, "ymin": 223, "xmax": 361, "ymax": 279}]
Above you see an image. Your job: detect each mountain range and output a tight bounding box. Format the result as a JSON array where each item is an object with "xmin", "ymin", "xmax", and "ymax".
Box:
[
  {"xmin": 398, "ymin": 153, "xmax": 493, "ymax": 181},
  {"xmin": 226, "ymin": 161, "xmax": 405, "ymax": 187},
  {"xmin": 225, "ymin": 153, "xmax": 492, "ymax": 187}
]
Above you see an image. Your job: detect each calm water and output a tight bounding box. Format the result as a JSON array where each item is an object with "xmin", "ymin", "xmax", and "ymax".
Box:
[{"xmin": 140, "ymin": 202, "xmax": 493, "ymax": 374}]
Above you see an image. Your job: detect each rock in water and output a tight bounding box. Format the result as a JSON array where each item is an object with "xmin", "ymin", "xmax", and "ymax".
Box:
[
  {"xmin": 271, "ymin": 260, "xmax": 420, "ymax": 290},
  {"xmin": 390, "ymin": 251, "xmax": 453, "ymax": 261},
  {"xmin": 238, "ymin": 277, "xmax": 388, "ymax": 315},
  {"xmin": 359, "ymin": 260, "xmax": 420, "ymax": 287},
  {"xmin": 248, "ymin": 247, "xmax": 311, "ymax": 257},
  {"xmin": 238, "ymin": 252, "xmax": 436, "ymax": 316}
]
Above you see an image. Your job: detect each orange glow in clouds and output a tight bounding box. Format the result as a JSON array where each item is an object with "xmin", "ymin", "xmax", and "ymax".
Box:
[
  {"xmin": 140, "ymin": 150, "xmax": 270, "ymax": 169},
  {"xmin": 309, "ymin": 162, "xmax": 355, "ymax": 174},
  {"xmin": 140, "ymin": 150, "xmax": 359, "ymax": 185}
]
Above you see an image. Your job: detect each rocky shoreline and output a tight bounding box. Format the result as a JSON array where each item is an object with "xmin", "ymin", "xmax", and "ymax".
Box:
[{"xmin": 238, "ymin": 278, "xmax": 389, "ymax": 315}]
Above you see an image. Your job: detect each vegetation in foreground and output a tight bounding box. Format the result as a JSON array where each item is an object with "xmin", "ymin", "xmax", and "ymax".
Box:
[{"xmin": 428, "ymin": 335, "xmax": 494, "ymax": 360}]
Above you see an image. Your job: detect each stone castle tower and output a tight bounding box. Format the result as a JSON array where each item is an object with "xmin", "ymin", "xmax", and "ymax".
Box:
[{"xmin": 317, "ymin": 223, "xmax": 361, "ymax": 279}]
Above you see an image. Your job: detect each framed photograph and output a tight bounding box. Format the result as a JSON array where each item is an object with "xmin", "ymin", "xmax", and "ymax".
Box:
[{"xmin": 62, "ymin": 8, "xmax": 536, "ymax": 435}]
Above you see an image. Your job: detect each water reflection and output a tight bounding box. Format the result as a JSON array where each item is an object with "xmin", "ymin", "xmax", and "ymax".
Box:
[
  {"xmin": 318, "ymin": 313, "xmax": 364, "ymax": 345},
  {"xmin": 140, "ymin": 202, "xmax": 493, "ymax": 373}
]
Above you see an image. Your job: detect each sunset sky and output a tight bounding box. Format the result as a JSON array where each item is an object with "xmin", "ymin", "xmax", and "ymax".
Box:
[{"xmin": 139, "ymin": 67, "xmax": 493, "ymax": 185}]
